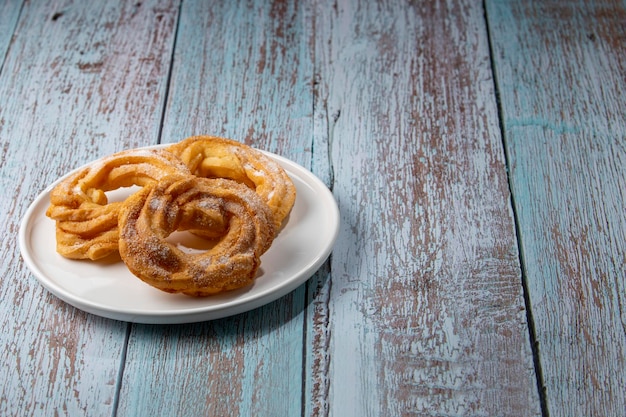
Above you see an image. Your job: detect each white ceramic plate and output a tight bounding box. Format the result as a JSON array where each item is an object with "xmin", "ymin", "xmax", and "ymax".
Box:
[{"xmin": 19, "ymin": 147, "xmax": 339, "ymax": 324}]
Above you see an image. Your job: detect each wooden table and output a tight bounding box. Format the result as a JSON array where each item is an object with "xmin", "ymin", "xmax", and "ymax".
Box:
[{"xmin": 1, "ymin": 0, "xmax": 624, "ymax": 416}]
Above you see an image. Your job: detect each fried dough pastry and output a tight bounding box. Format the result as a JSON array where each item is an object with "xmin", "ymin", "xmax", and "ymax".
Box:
[
  {"xmin": 118, "ymin": 175, "xmax": 275, "ymax": 296},
  {"xmin": 166, "ymin": 136, "xmax": 296, "ymax": 231},
  {"xmin": 46, "ymin": 149, "xmax": 191, "ymax": 260}
]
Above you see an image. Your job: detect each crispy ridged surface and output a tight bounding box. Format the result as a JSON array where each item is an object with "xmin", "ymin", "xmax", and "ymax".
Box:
[
  {"xmin": 45, "ymin": 148, "xmax": 191, "ymax": 260},
  {"xmin": 46, "ymin": 138, "xmax": 292, "ymax": 296},
  {"xmin": 118, "ymin": 175, "xmax": 276, "ymax": 296},
  {"xmin": 167, "ymin": 136, "xmax": 296, "ymax": 231}
]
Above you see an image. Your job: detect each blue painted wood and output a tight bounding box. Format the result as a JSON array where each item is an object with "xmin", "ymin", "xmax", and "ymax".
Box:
[
  {"xmin": 305, "ymin": 1, "xmax": 541, "ymax": 415},
  {"xmin": 0, "ymin": 0, "xmax": 179, "ymax": 415},
  {"xmin": 10, "ymin": 0, "xmax": 624, "ymax": 414},
  {"xmin": 159, "ymin": 0, "xmax": 314, "ymax": 166},
  {"xmin": 4, "ymin": 0, "xmax": 541, "ymax": 414},
  {"xmin": 0, "ymin": 1, "xmax": 23, "ymax": 69},
  {"xmin": 116, "ymin": 1, "xmax": 313, "ymax": 416},
  {"xmin": 486, "ymin": 0, "xmax": 626, "ymax": 415}
]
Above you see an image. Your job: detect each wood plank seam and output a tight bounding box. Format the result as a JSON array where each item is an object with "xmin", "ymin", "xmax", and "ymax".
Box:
[
  {"xmin": 111, "ymin": 324, "xmax": 132, "ymax": 417},
  {"xmin": 304, "ymin": 262, "xmax": 333, "ymax": 417},
  {"xmin": 483, "ymin": 1, "xmax": 549, "ymax": 415},
  {"xmin": 155, "ymin": 0, "xmax": 184, "ymax": 146},
  {"xmin": 303, "ymin": 104, "xmax": 337, "ymax": 417},
  {"xmin": 304, "ymin": 52, "xmax": 337, "ymax": 417},
  {"xmin": 112, "ymin": 1, "xmax": 181, "ymax": 415},
  {"xmin": 323, "ymin": 105, "xmax": 339, "ymax": 190}
]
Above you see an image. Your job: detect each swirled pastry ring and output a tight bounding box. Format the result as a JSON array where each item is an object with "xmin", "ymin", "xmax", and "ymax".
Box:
[
  {"xmin": 118, "ymin": 175, "xmax": 276, "ymax": 296},
  {"xmin": 45, "ymin": 148, "xmax": 191, "ymax": 260},
  {"xmin": 167, "ymin": 135, "xmax": 296, "ymax": 231}
]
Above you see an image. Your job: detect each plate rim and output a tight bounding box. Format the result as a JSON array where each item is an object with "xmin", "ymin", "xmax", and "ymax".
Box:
[{"xmin": 18, "ymin": 145, "xmax": 339, "ymax": 324}]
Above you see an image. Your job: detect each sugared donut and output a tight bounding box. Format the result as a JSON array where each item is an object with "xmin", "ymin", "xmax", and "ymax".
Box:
[
  {"xmin": 166, "ymin": 136, "xmax": 296, "ymax": 231},
  {"xmin": 117, "ymin": 175, "xmax": 276, "ymax": 296},
  {"xmin": 45, "ymin": 148, "xmax": 191, "ymax": 260}
]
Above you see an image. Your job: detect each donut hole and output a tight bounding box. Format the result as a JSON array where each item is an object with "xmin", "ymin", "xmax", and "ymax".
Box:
[
  {"xmin": 165, "ymin": 230, "xmax": 220, "ymax": 254},
  {"xmin": 104, "ymin": 185, "xmax": 140, "ymax": 203}
]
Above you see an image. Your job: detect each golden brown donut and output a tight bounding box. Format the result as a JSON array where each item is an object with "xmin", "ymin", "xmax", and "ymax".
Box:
[
  {"xmin": 117, "ymin": 175, "xmax": 276, "ymax": 296},
  {"xmin": 166, "ymin": 136, "xmax": 296, "ymax": 231},
  {"xmin": 46, "ymin": 148, "xmax": 191, "ymax": 260}
]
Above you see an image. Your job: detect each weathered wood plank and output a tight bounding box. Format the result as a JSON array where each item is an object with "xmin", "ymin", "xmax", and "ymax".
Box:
[
  {"xmin": 0, "ymin": 1, "xmax": 23, "ymax": 68},
  {"xmin": 0, "ymin": 0, "xmax": 179, "ymax": 415},
  {"xmin": 116, "ymin": 0, "xmax": 314, "ymax": 415},
  {"xmin": 159, "ymin": 0, "xmax": 313, "ymax": 161},
  {"xmin": 305, "ymin": 1, "xmax": 541, "ymax": 415},
  {"xmin": 486, "ymin": 1, "xmax": 626, "ymax": 415}
]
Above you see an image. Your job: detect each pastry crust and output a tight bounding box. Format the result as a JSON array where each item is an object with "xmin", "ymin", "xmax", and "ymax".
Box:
[
  {"xmin": 118, "ymin": 175, "xmax": 276, "ymax": 296},
  {"xmin": 167, "ymin": 136, "xmax": 296, "ymax": 231},
  {"xmin": 45, "ymin": 137, "xmax": 293, "ymax": 297},
  {"xmin": 45, "ymin": 148, "xmax": 191, "ymax": 260}
]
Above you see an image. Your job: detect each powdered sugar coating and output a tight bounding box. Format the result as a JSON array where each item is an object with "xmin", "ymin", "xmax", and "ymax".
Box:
[
  {"xmin": 46, "ymin": 148, "xmax": 191, "ymax": 260},
  {"xmin": 167, "ymin": 136, "xmax": 296, "ymax": 230},
  {"xmin": 118, "ymin": 176, "xmax": 275, "ymax": 296}
]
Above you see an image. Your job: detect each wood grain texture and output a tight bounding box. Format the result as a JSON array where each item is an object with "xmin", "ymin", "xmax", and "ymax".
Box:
[
  {"xmin": 0, "ymin": 1, "xmax": 23, "ymax": 69},
  {"xmin": 0, "ymin": 0, "xmax": 179, "ymax": 415},
  {"xmin": 116, "ymin": 1, "xmax": 314, "ymax": 415},
  {"xmin": 12, "ymin": 0, "xmax": 623, "ymax": 414},
  {"xmin": 306, "ymin": 0, "xmax": 541, "ymax": 415},
  {"xmin": 159, "ymin": 0, "xmax": 314, "ymax": 162},
  {"xmin": 486, "ymin": 1, "xmax": 626, "ymax": 415}
]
